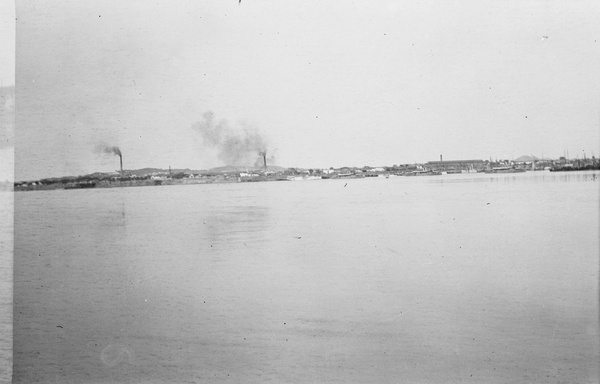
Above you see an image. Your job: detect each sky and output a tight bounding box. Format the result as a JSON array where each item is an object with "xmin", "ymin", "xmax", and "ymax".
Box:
[
  {"xmin": 14, "ymin": 0, "xmax": 600, "ymax": 181},
  {"xmin": 0, "ymin": 0, "xmax": 15, "ymax": 182},
  {"xmin": 0, "ymin": 0, "xmax": 14, "ymax": 87}
]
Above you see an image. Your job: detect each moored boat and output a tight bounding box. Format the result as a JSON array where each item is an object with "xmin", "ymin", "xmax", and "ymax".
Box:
[
  {"xmin": 405, "ymin": 170, "xmax": 442, "ymax": 176},
  {"xmin": 286, "ymin": 175, "xmax": 322, "ymax": 181},
  {"xmin": 484, "ymin": 167, "xmax": 526, "ymax": 174}
]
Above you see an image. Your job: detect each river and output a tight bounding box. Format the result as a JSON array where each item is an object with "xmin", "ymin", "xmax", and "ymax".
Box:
[{"xmin": 13, "ymin": 171, "xmax": 600, "ymax": 383}]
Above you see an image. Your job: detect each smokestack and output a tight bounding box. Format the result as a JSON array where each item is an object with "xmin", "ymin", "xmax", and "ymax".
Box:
[
  {"xmin": 263, "ymin": 152, "xmax": 267, "ymax": 171},
  {"xmin": 440, "ymin": 154, "xmax": 443, "ymax": 162},
  {"xmin": 95, "ymin": 144, "xmax": 123, "ymax": 177},
  {"xmin": 192, "ymin": 111, "xmax": 269, "ymax": 168}
]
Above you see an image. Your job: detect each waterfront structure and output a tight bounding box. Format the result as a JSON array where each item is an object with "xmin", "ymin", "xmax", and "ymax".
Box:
[{"xmin": 425, "ymin": 159, "xmax": 486, "ymax": 173}]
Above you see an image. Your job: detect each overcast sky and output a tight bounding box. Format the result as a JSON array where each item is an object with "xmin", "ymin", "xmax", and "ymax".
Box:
[
  {"xmin": 15, "ymin": 0, "xmax": 600, "ymax": 180},
  {"xmin": 0, "ymin": 1, "xmax": 14, "ymax": 88}
]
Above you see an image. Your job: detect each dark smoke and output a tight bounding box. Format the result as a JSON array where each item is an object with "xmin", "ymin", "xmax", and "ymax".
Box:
[
  {"xmin": 95, "ymin": 143, "xmax": 123, "ymax": 176},
  {"xmin": 96, "ymin": 144, "xmax": 122, "ymax": 157},
  {"xmin": 192, "ymin": 111, "xmax": 269, "ymax": 167}
]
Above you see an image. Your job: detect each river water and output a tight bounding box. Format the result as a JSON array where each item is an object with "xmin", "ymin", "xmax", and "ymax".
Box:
[{"xmin": 13, "ymin": 171, "xmax": 600, "ymax": 383}]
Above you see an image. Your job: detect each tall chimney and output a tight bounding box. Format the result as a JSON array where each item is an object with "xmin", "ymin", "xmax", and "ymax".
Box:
[
  {"xmin": 119, "ymin": 155, "xmax": 123, "ymax": 178},
  {"xmin": 440, "ymin": 154, "xmax": 443, "ymax": 162},
  {"xmin": 263, "ymin": 153, "xmax": 267, "ymax": 171}
]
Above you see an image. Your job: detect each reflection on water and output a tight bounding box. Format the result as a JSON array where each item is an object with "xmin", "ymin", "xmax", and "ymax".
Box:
[
  {"xmin": 428, "ymin": 170, "xmax": 600, "ymax": 184},
  {"xmin": 203, "ymin": 205, "xmax": 270, "ymax": 246},
  {"xmin": 0, "ymin": 190, "xmax": 13, "ymax": 383}
]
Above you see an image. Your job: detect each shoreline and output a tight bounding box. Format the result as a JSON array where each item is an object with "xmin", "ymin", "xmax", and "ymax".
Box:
[{"xmin": 12, "ymin": 168, "xmax": 600, "ymax": 192}]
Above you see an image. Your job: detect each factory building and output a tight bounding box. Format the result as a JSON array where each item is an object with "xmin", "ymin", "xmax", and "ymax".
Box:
[{"xmin": 426, "ymin": 157, "xmax": 486, "ymax": 173}]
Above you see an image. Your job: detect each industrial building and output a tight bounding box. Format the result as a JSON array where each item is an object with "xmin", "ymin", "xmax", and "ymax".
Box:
[{"xmin": 426, "ymin": 157, "xmax": 486, "ymax": 173}]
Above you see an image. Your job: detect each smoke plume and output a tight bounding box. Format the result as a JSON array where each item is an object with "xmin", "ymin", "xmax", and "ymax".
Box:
[
  {"xmin": 192, "ymin": 111, "xmax": 269, "ymax": 167},
  {"xmin": 96, "ymin": 144, "xmax": 122, "ymax": 157},
  {"xmin": 95, "ymin": 143, "xmax": 123, "ymax": 176}
]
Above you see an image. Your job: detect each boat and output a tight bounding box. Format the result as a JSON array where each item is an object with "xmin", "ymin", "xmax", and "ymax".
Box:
[
  {"xmin": 65, "ymin": 182, "xmax": 97, "ymax": 189},
  {"xmin": 483, "ymin": 167, "xmax": 526, "ymax": 174},
  {"xmin": 550, "ymin": 164, "xmax": 600, "ymax": 172},
  {"xmin": 405, "ymin": 170, "xmax": 442, "ymax": 176},
  {"xmin": 286, "ymin": 175, "xmax": 322, "ymax": 181}
]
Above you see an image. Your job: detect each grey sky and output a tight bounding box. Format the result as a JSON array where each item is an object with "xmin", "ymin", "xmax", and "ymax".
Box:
[
  {"xmin": 15, "ymin": 0, "xmax": 600, "ymax": 180},
  {"xmin": 0, "ymin": 0, "xmax": 14, "ymax": 87},
  {"xmin": 0, "ymin": 1, "xmax": 15, "ymax": 182}
]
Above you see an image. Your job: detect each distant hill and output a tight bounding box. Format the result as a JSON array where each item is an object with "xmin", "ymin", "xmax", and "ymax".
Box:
[
  {"xmin": 208, "ymin": 165, "xmax": 287, "ymax": 173},
  {"xmin": 72, "ymin": 168, "xmax": 207, "ymax": 179},
  {"xmin": 513, "ymin": 155, "xmax": 551, "ymax": 162},
  {"xmin": 123, "ymin": 168, "xmax": 206, "ymax": 176},
  {"xmin": 23, "ymin": 166, "xmax": 290, "ymax": 183}
]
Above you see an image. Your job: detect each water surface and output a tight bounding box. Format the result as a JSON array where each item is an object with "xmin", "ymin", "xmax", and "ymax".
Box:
[{"xmin": 14, "ymin": 171, "xmax": 600, "ymax": 383}]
